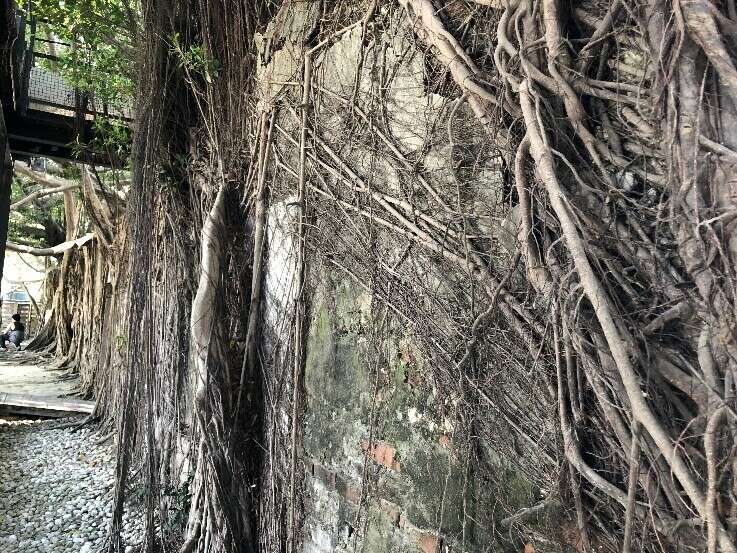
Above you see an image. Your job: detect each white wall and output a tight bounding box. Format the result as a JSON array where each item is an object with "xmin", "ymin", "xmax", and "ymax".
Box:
[{"xmin": 0, "ymin": 252, "xmax": 49, "ymax": 302}]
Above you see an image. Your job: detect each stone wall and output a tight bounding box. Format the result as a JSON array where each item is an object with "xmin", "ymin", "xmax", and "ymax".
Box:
[
  {"xmin": 299, "ymin": 270, "xmax": 536, "ymax": 553},
  {"xmin": 264, "ymin": 233, "xmax": 541, "ymax": 552},
  {"xmin": 257, "ymin": 3, "xmax": 548, "ymax": 552}
]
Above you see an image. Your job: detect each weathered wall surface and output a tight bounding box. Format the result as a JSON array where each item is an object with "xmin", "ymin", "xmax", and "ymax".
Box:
[
  {"xmin": 299, "ymin": 269, "xmax": 538, "ymax": 553},
  {"xmin": 64, "ymin": 0, "xmax": 737, "ymax": 551},
  {"xmin": 257, "ymin": 6, "xmax": 548, "ymax": 551}
]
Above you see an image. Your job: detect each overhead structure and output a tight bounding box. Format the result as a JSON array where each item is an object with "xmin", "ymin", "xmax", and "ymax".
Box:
[{"xmin": 1, "ymin": 5, "xmax": 131, "ymax": 165}]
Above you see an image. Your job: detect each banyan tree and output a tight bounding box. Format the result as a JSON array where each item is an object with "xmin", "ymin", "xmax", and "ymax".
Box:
[{"xmin": 3, "ymin": 0, "xmax": 737, "ymax": 552}]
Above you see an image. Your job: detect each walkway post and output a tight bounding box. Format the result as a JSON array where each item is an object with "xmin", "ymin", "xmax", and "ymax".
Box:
[
  {"xmin": 0, "ymin": 0, "xmax": 17, "ymax": 302},
  {"xmin": 0, "ymin": 110, "xmax": 13, "ymax": 295}
]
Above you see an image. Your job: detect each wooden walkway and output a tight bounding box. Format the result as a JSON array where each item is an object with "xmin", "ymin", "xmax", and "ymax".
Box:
[
  {"xmin": 0, "ymin": 356, "xmax": 94, "ymax": 417},
  {"xmin": 0, "ymin": 391, "xmax": 94, "ymax": 417}
]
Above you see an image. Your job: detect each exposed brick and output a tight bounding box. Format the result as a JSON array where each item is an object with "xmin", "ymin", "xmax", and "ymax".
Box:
[
  {"xmin": 407, "ymin": 369, "xmax": 424, "ymax": 388},
  {"xmin": 438, "ymin": 433, "xmax": 451, "ymax": 448},
  {"xmin": 560, "ymin": 522, "xmax": 585, "ymax": 553},
  {"xmin": 399, "ymin": 343, "xmax": 417, "ymax": 367},
  {"xmin": 418, "ymin": 533, "xmax": 441, "ymax": 553},
  {"xmin": 361, "ymin": 440, "xmax": 401, "ymax": 471}
]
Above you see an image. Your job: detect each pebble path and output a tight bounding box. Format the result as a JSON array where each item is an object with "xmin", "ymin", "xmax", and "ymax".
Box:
[{"xmin": 0, "ymin": 418, "xmax": 143, "ymax": 553}]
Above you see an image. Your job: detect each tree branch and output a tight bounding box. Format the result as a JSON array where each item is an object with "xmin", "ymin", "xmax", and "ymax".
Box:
[
  {"xmin": 11, "ymin": 183, "xmax": 79, "ymax": 211},
  {"xmin": 6, "ymin": 233, "xmax": 94, "ymax": 257},
  {"xmin": 13, "ymin": 161, "xmax": 77, "ymax": 189}
]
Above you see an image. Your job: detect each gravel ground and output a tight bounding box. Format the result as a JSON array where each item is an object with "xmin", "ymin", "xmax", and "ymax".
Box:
[{"xmin": 0, "ymin": 417, "xmax": 143, "ymax": 553}]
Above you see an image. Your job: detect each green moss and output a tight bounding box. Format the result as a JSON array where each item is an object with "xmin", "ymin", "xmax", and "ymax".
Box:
[
  {"xmin": 397, "ymin": 446, "xmax": 467, "ymax": 534},
  {"xmin": 304, "ymin": 275, "xmax": 371, "ymax": 461},
  {"xmin": 356, "ymin": 507, "xmax": 416, "ymax": 553},
  {"xmin": 303, "ymin": 269, "xmax": 540, "ymax": 552}
]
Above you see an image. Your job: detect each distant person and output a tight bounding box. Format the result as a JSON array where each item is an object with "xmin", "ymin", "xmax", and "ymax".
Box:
[{"xmin": 0, "ymin": 314, "xmax": 25, "ymax": 350}]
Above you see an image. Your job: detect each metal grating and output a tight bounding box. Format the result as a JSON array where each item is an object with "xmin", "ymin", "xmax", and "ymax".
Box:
[
  {"xmin": 89, "ymin": 96, "xmax": 134, "ymax": 121},
  {"xmin": 27, "ymin": 65, "xmax": 76, "ymax": 110},
  {"xmin": 26, "ymin": 65, "xmax": 133, "ymax": 120}
]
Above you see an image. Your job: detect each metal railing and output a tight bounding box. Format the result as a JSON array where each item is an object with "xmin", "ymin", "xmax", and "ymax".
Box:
[{"xmin": 14, "ymin": 14, "xmax": 132, "ymax": 122}]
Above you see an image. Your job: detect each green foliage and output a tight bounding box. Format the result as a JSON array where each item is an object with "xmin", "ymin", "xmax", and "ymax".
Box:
[
  {"xmin": 129, "ymin": 481, "xmax": 149, "ymax": 506},
  {"xmin": 9, "ymin": 176, "xmax": 67, "ymax": 246},
  {"xmin": 170, "ymin": 32, "xmax": 221, "ymax": 84},
  {"xmin": 25, "ymin": 1, "xmax": 138, "ymax": 162},
  {"xmin": 27, "ymin": 0, "xmax": 138, "ymax": 105},
  {"xmin": 162, "ymin": 471, "xmax": 195, "ymax": 532},
  {"xmin": 71, "ymin": 118, "xmax": 132, "ymax": 164},
  {"xmin": 115, "ymin": 333, "xmax": 128, "ymax": 352}
]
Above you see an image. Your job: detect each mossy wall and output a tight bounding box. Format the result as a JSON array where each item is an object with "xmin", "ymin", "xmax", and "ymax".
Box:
[
  {"xmin": 299, "ymin": 267, "xmax": 535, "ymax": 553},
  {"xmin": 255, "ymin": 4, "xmax": 545, "ymax": 551}
]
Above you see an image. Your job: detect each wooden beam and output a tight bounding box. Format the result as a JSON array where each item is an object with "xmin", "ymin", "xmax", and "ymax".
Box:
[{"xmin": 6, "ymin": 110, "xmax": 126, "ymax": 166}]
